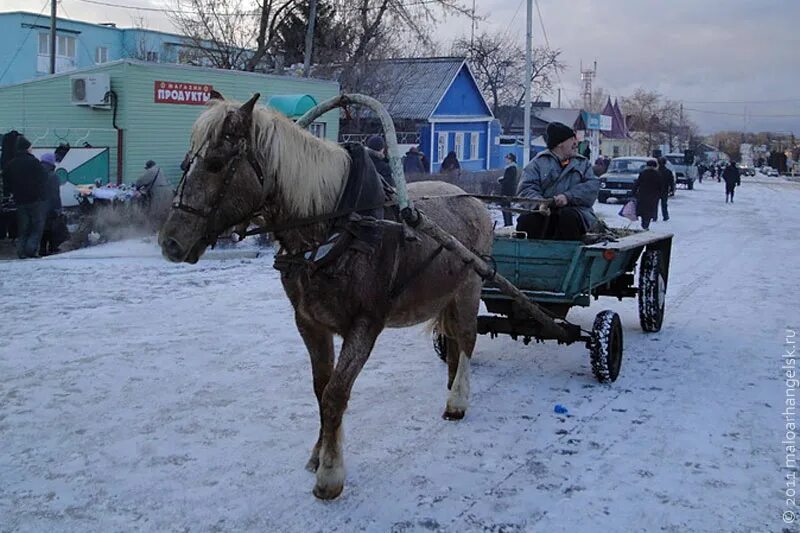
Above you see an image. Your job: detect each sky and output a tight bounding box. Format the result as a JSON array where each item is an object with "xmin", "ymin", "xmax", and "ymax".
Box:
[{"xmin": 3, "ymin": 0, "xmax": 799, "ymax": 134}]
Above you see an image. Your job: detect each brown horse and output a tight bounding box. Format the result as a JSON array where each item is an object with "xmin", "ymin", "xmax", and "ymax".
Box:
[{"xmin": 159, "ymin": 93, "xmax": 493, "ymax": 499}]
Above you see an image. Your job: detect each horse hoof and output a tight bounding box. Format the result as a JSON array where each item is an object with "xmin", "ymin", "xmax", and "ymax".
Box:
[
  {"xmin": 442, "ymin": 409, "xmax": 465, "ymax": 420},
  {"xmin": 313, "ymin": 482, "xmax": 344, "ymax": 500},
  {"xmin": 305, "ymin": 456, "xmax": 319, "ymax": 473}
]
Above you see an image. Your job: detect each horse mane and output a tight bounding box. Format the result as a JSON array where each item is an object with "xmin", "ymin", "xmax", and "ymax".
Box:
[{"xmin": 190, "ymin": 99, "xmax": 351, "ymax": 218}]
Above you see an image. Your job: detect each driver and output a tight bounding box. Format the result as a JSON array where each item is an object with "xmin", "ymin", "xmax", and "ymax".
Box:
[{"xmin": 516, "ymin": 122, "xmax": 600, "ymax": 240}]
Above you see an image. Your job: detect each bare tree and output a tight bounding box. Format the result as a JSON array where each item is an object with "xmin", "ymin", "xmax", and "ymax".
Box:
[
  {"xmin": 168, "ymin": 0, "xmax": 300, "ymax": 71},
  {"xmin": 568, "ymin": 87, "xmax": 610, "ymax": 113},
  {"xmin": 620, "ymin": 88, "xmax": 698, "ymax": 154}
]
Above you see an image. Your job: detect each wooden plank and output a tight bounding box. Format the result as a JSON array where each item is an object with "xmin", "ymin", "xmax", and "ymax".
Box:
[{"xmin": 584, "ymin": 231, "xmax": 673, "ymax": 252}]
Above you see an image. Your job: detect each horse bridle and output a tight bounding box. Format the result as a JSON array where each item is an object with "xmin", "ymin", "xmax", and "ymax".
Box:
[{"xmin": 172, "ymin": 135, "xmax": 267, "ymax": 245}]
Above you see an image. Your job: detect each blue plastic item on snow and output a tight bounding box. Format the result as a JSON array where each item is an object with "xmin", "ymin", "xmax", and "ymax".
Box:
[{"xmin": 554, "ymin": 404, "xmax": 569, "ymax": 414}]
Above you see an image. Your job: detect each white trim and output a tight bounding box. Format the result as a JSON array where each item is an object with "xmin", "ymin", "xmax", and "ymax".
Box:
[
  {"xmin": 428, "ymin": 59, "xmax": 495, "ymax": 120},
  {"xmin": 485, "ymin": 122, "xmax": 491, "ymax": 170},
  {"xmin": 429, "ymin": 122, "xmax": 435, "ymax": 173},
  {"xmin": 429, "ymin": 116, "xmax": 493, "ymax": 123}
]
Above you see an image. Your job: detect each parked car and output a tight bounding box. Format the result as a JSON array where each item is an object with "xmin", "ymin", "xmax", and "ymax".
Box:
[
  {"xmin": 663, "ymin": 153, "xmax": 696, "ymax": 190},
  {"xmin": 598, "ymin": 157, "xmax": 650, "ymax": 203},
  {"xmin": 767, "ymin": 168, "xmax": 780, "ymax": 177}
]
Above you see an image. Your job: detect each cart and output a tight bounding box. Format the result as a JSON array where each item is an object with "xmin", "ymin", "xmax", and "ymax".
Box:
[{"xmin": 435, "ymin": 230, "xmax": 672, "ymax": 382}]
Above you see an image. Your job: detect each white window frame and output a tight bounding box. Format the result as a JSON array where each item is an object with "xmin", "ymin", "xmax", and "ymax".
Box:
[
  {"xmin": 454, "ymin": 132, "xmax": 465, "ymax": 161},
  {"xmin": 95, "ymin": 46, "xmax": 109, "ymax": 64},
  {"xmin": 308, "ymin": 122, "xmax": 326, "ymax": 139},
  {"xmin": 470, "ymin": 132, "xmax": 480, "ymax": 161},
  {"xmin": 38, "ymin": 33, "xmax": 49, "ymax": 55},
  {"xmin": 57, "ymin": 35, "xmax": 76, "ymax": 59},
  {"xmin": 437, "ymin": 132, "xmax": 448, "ymax": 163},
  {"xmin": 145, "ymin": 50, "xmax": 159, "ymax": 62}
]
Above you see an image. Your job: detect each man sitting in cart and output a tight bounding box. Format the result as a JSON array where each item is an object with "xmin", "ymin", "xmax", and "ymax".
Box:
[{"xmin": 515, "ymin": 122, "xmax": 600, "ymax": 241}]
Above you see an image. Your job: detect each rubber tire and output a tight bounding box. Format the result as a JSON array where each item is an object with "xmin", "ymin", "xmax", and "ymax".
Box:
[
  {"xmin": 433, "ymin": 330, "xmax": 447, "ymax": 362},
  {"xmin": 638, "ymin": 249, "xmax": 666, "ymax": 332},
  {"xmin": 590, "ymin": 310, "xmax": 623, "ymax": 383}
]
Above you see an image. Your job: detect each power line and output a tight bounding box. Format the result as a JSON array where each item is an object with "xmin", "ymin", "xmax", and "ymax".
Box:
[
  {"xmin": 682, "ymin": 98, "xmax": 800, "ymax": 105},
  {"xmin": 684, "ymin": 107, "xmax": 800, "ymax": 118},
  {"xmin": 533, "ymin": 0, "xmax": 567, "ymax": 106},
  {"xmin": 0, "ymin": 0, "xmax": 52, "ymax": 83}
]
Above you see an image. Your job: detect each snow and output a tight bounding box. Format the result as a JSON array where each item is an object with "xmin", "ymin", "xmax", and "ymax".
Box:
[{"xmin": 1, "ymin": 174, "xmax": 798, "ymax": 532}]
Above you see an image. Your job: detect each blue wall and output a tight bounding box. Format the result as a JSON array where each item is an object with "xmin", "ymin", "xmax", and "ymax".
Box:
[
  {"xmin": 420, "ymin": 122, "xmax": 492, "ymax": 172},
  {"xmin": 0, "ymin": 11, "xmax": 200, "ymax": 86},
  {"xmin": 433, "ymin": 65, "xmax": 492, "ymax": 117}
]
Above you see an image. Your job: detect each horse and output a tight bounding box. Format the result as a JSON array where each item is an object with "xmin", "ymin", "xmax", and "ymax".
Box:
[{"xmin": 159, "ymin": 93, "xmax": 493, "ymax": 499}]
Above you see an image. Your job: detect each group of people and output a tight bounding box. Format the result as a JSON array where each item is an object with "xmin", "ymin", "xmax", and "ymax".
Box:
[{"xmin": 1, "ymin": 134, "xmax": 66, "ymax": 258}]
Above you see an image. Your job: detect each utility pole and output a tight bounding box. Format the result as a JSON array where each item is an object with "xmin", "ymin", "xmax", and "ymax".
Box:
[
  {"xmin": 303, "ymin": 0, "xmax": 318, "ymax": 78},
  {"xmin": 557, "ymin": 88, "xmax": 561, "ymax": 108},
  {"xmin": 49, "ymin": 0, "xmax": 57, "ymax": 74},
  {"xmin": 470, "ymin": 0, "xmax": 476, "ymax": 49},
  {"xmin": 523, "ymin": 0, "xmax": 533, "ymax": 165}
]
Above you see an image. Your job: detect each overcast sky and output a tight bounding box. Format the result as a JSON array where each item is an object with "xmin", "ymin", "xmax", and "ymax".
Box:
[{"xmin": 5, "ymin": 0, "xmax": 798, "ymax": 134}]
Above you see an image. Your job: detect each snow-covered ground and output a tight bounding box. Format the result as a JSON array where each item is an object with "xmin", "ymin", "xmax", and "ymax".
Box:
[{"xmin": 1, "ymin": 174, "xmax": 798, "ymax": 532}]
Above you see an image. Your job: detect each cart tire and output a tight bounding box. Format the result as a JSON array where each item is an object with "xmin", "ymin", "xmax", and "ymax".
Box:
[
  {"xmin": 638, "ymin": 249, "xmax": 666, "ymax": 332},
  {"xmin": 433, "ymin": 330, "xmax": 447, "ymax": 363},
  {"xmin": 590, "ymin": 310, "xmax": 623, "ymax": 383}
]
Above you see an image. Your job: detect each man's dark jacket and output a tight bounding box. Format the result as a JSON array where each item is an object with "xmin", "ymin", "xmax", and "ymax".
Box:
[
  {"xmin": 632, "ymin": 167, "xmax": 663, "ymax": 221},
  {"xmin": 4, "ymin": 151, "xmax": 47, "ymax": 205}
]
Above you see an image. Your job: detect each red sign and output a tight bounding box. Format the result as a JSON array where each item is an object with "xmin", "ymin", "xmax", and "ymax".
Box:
[{"xmin": 154, "ymin": 80, "xmax": 213, "ymax": 105}]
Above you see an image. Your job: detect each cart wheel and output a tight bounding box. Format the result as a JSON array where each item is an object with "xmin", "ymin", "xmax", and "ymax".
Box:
[
  {"xmin": 433, "ymin": 330, "xmax": 447, "ymax": 362},
  {"xmin": 638, "ymin": 249, "xmax": 666, "ymax": 332},
  {"xmin": 590, "ymin": 310, "xmax": 623, "ymax": 383}
]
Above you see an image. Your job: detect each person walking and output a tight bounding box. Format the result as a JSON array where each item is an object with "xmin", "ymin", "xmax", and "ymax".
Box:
[
  {"xmin": 4, "ymin": 136, "xmax": 48, "ymax": 258},
  {"xmin": 497, "ymin": 153, "xmax": 519, "ymax": 227},
  {"xmin": 440, "ymin": 151, "xmax": 460, "ymax": 174},
  {"xmin": 365, "ymin": 135, "xmax": 394, "ymax": 187},
  {"xmin": 38, "ymin": 152, "xmax": 65, "ymax": 255},
  {"xmin": 657, "ymin": 157, "xmax": 674, "ymax": 221},
  {"xmin": 632, "ymin": 159, "xmax": 662, "ymax": 230},
  {"xmin": 402, "ymin": 147, "xmax": 425, "ymax": 176},
  {"xmin": 722, "ymin": 162, "xmax": 741, "ymax": 203}
]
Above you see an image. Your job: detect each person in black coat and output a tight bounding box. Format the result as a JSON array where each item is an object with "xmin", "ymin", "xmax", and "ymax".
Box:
[
  {"xmin": 722, "ymin": 163, "xmax": 741, "ymax": 203},
  {"xmin": 657, "ymin": 157, "xmax": 674, "ymax": 221},
  {"xmin": 440, "ymin": 151, "xmax": 460, "ymax": 174},
  {"xmin": 632, "ymin": 159, "xmax": 663, "ymax": 230},
  {"xmin": 365, "ymin": 135, "xmax": 395, "ymax": 187},
  {"xmin": 38, "ymin": 152, "xmax": 65, "ymax": 255},
  {"xmin": 4, "ymin": 136, "xmax": 48, "ymax": 258},
  {"xmin": 497, "ymin": 153, "xmax": 519, "ymax": 226},
  {"xmin": 402, "ymin": 147, "xmax": 425, "ymax": 175}
]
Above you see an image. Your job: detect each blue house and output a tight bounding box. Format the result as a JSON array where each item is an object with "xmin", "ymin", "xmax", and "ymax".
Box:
[
  {"xmin": 352, "ymin": 57, "xmax": 495, "ymax": 173},
  {"xmin": 0, "ymin": 11, "xmax": 226, "ymax": 87}
]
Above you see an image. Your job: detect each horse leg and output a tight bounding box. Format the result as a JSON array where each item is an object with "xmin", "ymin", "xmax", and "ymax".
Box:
[
  {"xmin": 442, "ymin": 277, "xmax": 482, "ymax": 420},
  {"xmin": 314, "ymin": 315, "xmax": 383, "ymax": 500},
  {"xmin": 295, "ymin": 313, "xmax": 334, "ymax": 473}
]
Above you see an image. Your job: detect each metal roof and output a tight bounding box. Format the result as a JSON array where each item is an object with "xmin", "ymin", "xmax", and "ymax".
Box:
[{"xmin": 361, "ymin": 57, "xmax": 466, "ymax": 120}]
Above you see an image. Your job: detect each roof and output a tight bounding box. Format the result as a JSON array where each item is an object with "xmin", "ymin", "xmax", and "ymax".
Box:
[
  {"xmin": 0, "ymin": 59, "xmax": 339, "ymax": 89},
  {"xmin": 532, "ymin": 107, "xmax": 584, "ymax": 129},
  {"xmin": 360, "ymin": 57, "xmax": 466, "ymax": 120},
  {"xmin": 601, "ymin": 97, "xmax": 630, "ymax": 139},
  {"xmin": 3, "ymin": 10, "xmax": 187, "ymax": 39},
  {"xmin": 266, "ymin": 94, "xmax": 318, "ymax": 118}
]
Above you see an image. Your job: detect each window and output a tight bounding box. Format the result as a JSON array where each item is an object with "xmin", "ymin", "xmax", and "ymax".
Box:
[
  {"xmin": 95, "ymin": 47, "xmax": 109, "ymax": 64},
  {"xmin": 38, "ymin": 33, "xmax": 50, "ymax": 55},
  {"xmin": 437, "ymin": 132, "xmax": 448, "ymax": 163},
  {"xmin": 57, "ymin": 35, "xmax": 76, "ymax": 58},
  {"xmin": 612, "ymin": 145, "xmax": 620, "ymax": 157},
  {"xmin": 145, "ymin": 50, "xmax": 159, "ymax": 62},
  {"xmin": 454, "ymin": 132, "xmax": 464, "ymax": 161},
  {"xmin": 470, "ymin": 132, "xmax": 480, "ymax": 160},
  {"xmin": 308, "ymin": 122, "xmax": 326, "ymax": 139}
]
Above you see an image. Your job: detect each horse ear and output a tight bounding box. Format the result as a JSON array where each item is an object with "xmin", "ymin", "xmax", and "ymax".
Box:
[
  {"xmin": 209, "ymin": 89, "xmax": 225, "ymax": 101},
  {"xmin": 239, "ymin": 93, "xmax": 260, "ymax": 116}
]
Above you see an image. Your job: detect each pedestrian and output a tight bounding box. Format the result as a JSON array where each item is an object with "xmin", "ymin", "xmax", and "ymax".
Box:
[
  {"xmin": 365, "ymin": 135, "xmax": 394, "ymax": 187},
  {"xmin": 134, "ymin": 160, "xmax": 172, "ymax": 229},
  {"xmin": 402, "ymin": 147, "xmax": 425, "ymax": 176},
  {"xmin": 631, "ymin": 159, "xmax": 662, "ymax": 230},
  {"xmin": 38, "ymin": 152, "xmax": 66, "ymax": 255},
  {"xmin": 657, "ymin": 156, "xmax": 674, "ymax": 221},
  {"xmin": 516, "ymin": 122, "xmax": 600, "ymax": 240},
  {"xmin": 4, "ymin": 135, "xmax": 48, "ymax": 258},
  {"xmin": 497, "ymin": 153, "xmax": 519, "ymax": 227},
  {"xmin": 440, "ymin": 151, "xmax": 460, "ymax": 174},
  {"xmin": 697, "ymin": 163, "xmax": 705, "ymax": 184},
  {"xmin": 722, "ymin": 162, "xmax": 741, "ymax": 203}
]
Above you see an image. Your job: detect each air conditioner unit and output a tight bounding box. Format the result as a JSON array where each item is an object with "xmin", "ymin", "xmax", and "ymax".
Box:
[{"xmin": 71, "ymin": 74, "xmax": 110, "ymax": 107}]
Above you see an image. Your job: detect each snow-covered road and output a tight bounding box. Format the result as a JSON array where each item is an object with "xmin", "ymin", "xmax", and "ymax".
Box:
[{"xmin": 1, "ymin": 175, "xmax": 798, "ymax": 532}]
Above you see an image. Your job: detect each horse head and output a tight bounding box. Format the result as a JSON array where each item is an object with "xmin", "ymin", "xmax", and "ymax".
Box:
[{"xmin": 160, "ymin": 92, "xmax": 273, "ymax": 263}]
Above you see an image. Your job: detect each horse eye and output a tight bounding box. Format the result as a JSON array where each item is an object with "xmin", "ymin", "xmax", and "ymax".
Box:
[{"xmin": 223, "ymin": 133, "xmax": 234, "ymax": 142}]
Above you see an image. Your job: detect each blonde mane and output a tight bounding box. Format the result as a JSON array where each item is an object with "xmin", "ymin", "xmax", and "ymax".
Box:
[{"xmin": 190, "ymin": 99, "xmax": 351, "ymax": 218}]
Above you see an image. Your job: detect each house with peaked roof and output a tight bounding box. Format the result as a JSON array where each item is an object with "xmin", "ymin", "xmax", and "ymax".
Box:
[
  {"xmin": 346, "ymin": 57, "xmax": 497, "ymax": 172},
  {"xmin": 600, "ymin": 97, "xmax": 636, "ymax": 158}
]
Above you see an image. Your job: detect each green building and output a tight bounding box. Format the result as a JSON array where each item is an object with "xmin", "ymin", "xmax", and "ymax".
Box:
[{"xmin": 0, "ymin": 59, "xmax": 340, "ymax": 185}]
